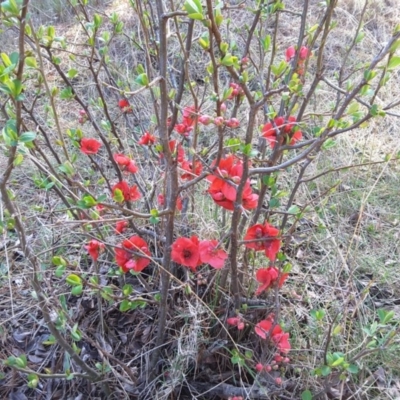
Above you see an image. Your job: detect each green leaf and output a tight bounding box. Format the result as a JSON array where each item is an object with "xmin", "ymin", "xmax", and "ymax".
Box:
[
  {"xmin": 71, "ymin": 285, "xmax": 83, "ymax": 296},
  {"xmin": 27, "ymin": 374, "xmax": 39, "ymax": 389},
  {"xmin": 321, "ymin": 365, "xmax": 331, "ymax": 376},
  {"xmin": 119, "ymin": 299, "xmax": 131, "ymax": 312},
  {"xmin": 184, "ymin": 0, "xmax": 203, "ymax": 18},
  {"xmin": 322, "ymin": 138, "xmax": 336, "ymax": 150},
  {"xmin": 15, "ymin": 355, "xmax": 27, "ymax": 368},
  {"xmin": 287, "ymin": 205, "xmax": 300, "ymax": 214},
  {"xmin": 262, "ymin": 34, "xmax": 271, "ymax": 52},
  {"xmin": 55, "ymin": 265, "xmax": 66, "ymax": 278},
  {"xmin": 60, "ymin": 87, "xmax": 74, "ymax": 100},
  {"xmin": 122, "ymin": 284, "xmax": 133, "ymax": 296},
  {"xmin": 221, "ymin": 53, "xmax": 235, "ymax": 67},
  {"xmin": 42, "ymin": 335, "xmax": 56, "ymax": 345},
  {"xmin": 13, "ymin": 153, "xmax": 24, "ymax": 166},
  {"xmin": 52, "ymin": 256, "xmax": 67, "ymax": 266},
  {"xmin": 347, "ymin": 364, "xmax": 359, "ymax": 374},
  {"xmin": 331, "ymin": 357, "xmax": 345, "ymax": 367},
  {"xmin": 25, "ymin": 57, "xmax": 37, "ymax": 68},
  {"xmin": 301, "ymin": 390, "xmax": 313, "ymax": 400},
  {"xmin": 135, "ymin": 73, "xmax": 149, "ymax": 86},
  {"xmin": 388, "ymin": 56, "xmax": 400, "ymax": 70},
  {"xmin": 269, "ymin": 198, "xmax": 280, "ymax": 208},
  {"xmin": 67, "ymin": 68, "xmax": 78, "ymax": 79},
  {"xmin": 19, "ymin": 131, "xmax": 37, "ymax": 143},
  {"xmin": 113, "ymin": 188, "xmax": 124, "ymax": 203},
  {"xmin": 66, "ymin": 274, "xmax": 82, "ymax": 286}
]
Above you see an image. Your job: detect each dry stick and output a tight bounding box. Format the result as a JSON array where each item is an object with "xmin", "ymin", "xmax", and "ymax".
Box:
[
  {"xmin": 333, "ymin": 0, "xmax": 369, "ymax": 114},
  {"xmin": 28, "ymin": 21, "xmax": 70, "ymax": 162},
  {"xmin": 148, "ymin": 0, "xmax": 180, "ymax": 374},
  {"xmin": 42, "ymin": 47, "xmax": 123, "ymax": 182}
]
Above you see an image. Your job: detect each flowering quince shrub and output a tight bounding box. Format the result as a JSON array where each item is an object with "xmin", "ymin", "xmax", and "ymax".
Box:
[{"xmin": 1, "ymin": 0, "xmax": 400, "ymax": 398}]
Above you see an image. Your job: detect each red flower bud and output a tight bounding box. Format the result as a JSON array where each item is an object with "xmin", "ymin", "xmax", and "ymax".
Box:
[{"xmin": 285, "ymin": 46, "xmax": 296, "ymax": 62}]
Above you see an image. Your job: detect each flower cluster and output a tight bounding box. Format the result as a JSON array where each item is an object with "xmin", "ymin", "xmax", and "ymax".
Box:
[
  {"xmin": 115, "ymin": 236, "xmax": 151, "ymax": 273},
  {"xmin": 138, "ymin": 131, "xmax": 156, "ymax": 146},
  {"xmin": 84, "ymin": 240, "xmax": 105, "ymax": 261},
  {"xmin": 174, "ymin": 106, "xmax": 198, "ymax": 137},
  {"xmin": 255, "ymin": 314, "xmax": 291, "ymax": 354},
  {"xmin": 244, "ymin": 222, "xmax": 281, "ymax": 261},
  {"xmin": 113, "ymin": 153, "xmax": 139, "ymax": 174},
  {"xmin": 227, "ymin": 82, "xmax": 244, "ymax": 99},
  {"xmin": 207, "ymin": 155, "xmax": 258, "ymax": 211},
  {"xmin": 112, "ymin": 181, "xmax": 141, "ymax": 202},
  {"xmin": 285, "ymin": 45, "xmax": 312, "ymax": 76},
  {"xmin": 261, "ymin": 115, "xmax": 302, "ymax": 149},
  {"xmin": 118, "ymin": 99, "xmax": 133, "ymax": 113},
  {"xmin": 171, "ymin": 236, "xmax": 228, "ymax": 271},
  {"xmin": 255, "ymin": 267, "xmax": 288, "ymax": 296}
]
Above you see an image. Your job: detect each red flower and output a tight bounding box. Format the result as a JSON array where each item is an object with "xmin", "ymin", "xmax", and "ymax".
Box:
[
  {"xmin": 255, "ymin": 316, "xmax": 291, "ymax": 354},
  {"xmin": 80, "ymin": 138, "xmax": 102, "ymax": 155},
  {"xmin": 113, "ymin": 154, "xmax": 138, "ymax": 174},
  {"xmin": 181, "ymin": 160, "xmax": 203, "ymax": 180},
  {"xmin": 199, "ymin": 240, "xmax": 227, "ymax": 269},
  {"xmin": 171, "ymin": 236, "xmax": 200, "ymax": 271},
  {"xmin": 115, "ymin": 220, "xmax": 128, "ymax": 234},
  {"xmin": 254, "ymin": 267, "xmax": 288, "ymax": 296},
  {"xmin": 138, "ymin": 131, "xmax": 156, "ymax": 145},
  {"xmin": 84, "ymin": 240, "xmax": 105, "ymax": 261},
  {"xmin": 118, "ymin": 99, "xmax": 133, "ymax": 113},
  {"xmin": 161, "ymin": 140, "xmax": 186, "ymax": 162},
  {"xmin": 115, "ymin": 236, "xmax": 151, "ymax": 273},
  {"xmin": 112, "ymin": 181, "xmax": 141, "ymax": 202},
  {"xmin": 255, "ymin": 267, "xmax": 279, "ymax": 295},
  {"xmin": 114, "ymin": 153, "xmax": 131, "ymax": 167},
  {"xmin": 175, "ymin": 123, "xmax": 192, "ymax": 137},
  {"xmin": 126, "ymin": 160, "xmax": 138, "ymax": 174},
  {"xmin": 285, "ymin": 46, "xmax": 296, "ymax": 62},
  {"xmin": 262, "ymin": 116, "xmax": 301, "ymax": 149},
  {"xmin": 244, "ymin": 223, "xmax": 281, "ymax": 261},
  {"xmin": 289, "ymin": 130, "xmax": 302, "ymax": 145},
  {"xmin": 207, "ymin": 156, "xmax": 258, "ymax": 211},
  {"xmin": 182, "ymin": 106, "xmax": 198, "ymax": 127},
  {"xmin": 284, "ymin": 116, "xmax": 297, "ymax": 133}
]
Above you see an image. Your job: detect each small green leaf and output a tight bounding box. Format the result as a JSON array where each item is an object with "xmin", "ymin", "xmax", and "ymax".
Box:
[
  {"xmin": 388, "ymin": 56, "xmax": 400, "ymax": 70},
  {"xmin": 55, "ymin": 265, "xmax": 66, "ymax": 278},
  {"xmin": 66, "ymin": 274, "xmax": 82, "ymax": 286},
  {"xmin": 67, "ymin": 68, "xmax": 78, "ymax": 79},
  {"xmin": 262, "ymin": 34, "xmax": 271, "ymax": 52},
  {"xmin": 301, "ymin": 390, "xmax": 313, "ymax": 400},
  {"xmin": 119, "ymin": 299, "xmax": 131, "ymax": 312},
  {"xmin": 321, "ymin": 365, "xmax": 331, "ymax": 376},
  {"xmin": 71, "ymin": 285, "xmax": 83, "ymax": 296},
  {"xmin": 122, "ymin": 284, "xmax": 133, "ymax": 296},
  {"xmin": 135, "ymin": 73, "xmax": 149, "ymax": 86},
  {"xmin": 347, "ymin": 364, "xmax": 359, "ymax": 374},
  {"xmin": 331, "ymin": 357, "xmax": 345, "ymax": 367},
  {"xmin": 19, "ymin": 131, "xmax": 37, "ymax": 143}
]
